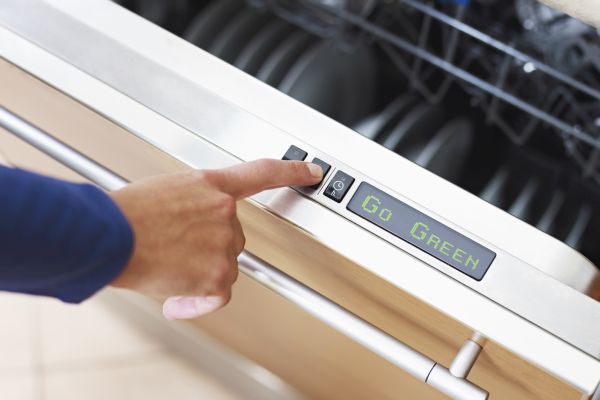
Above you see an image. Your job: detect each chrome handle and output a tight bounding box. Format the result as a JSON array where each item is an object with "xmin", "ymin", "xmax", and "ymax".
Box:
[
  {"xmin": 239, "ymin": 252, "xmax": 488, "ymax": 400},
  {"xmin": 0, "ymin": 106, "xmax": 126, "ymax": 190},
  {"xmin": 0, "ymin": 106, "xmax": 488, "ymax": 400}
]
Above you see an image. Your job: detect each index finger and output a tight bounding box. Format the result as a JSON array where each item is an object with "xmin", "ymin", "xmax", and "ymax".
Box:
[{"xmin": 211, "ymin": 159, "xmax": 323, "ymax": 199}]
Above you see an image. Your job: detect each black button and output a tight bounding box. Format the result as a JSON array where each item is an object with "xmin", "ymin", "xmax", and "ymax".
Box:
[
  {"xmin": 282, "ymin": 145, "xmax": 307, "ymax": 161},
  {"xmin": 324, "ymin": 171, "xmax": 354, "ymax": 202},
  {"xmin": 309, "ymin": 158, "xmax": 331, "ymax": 189}
]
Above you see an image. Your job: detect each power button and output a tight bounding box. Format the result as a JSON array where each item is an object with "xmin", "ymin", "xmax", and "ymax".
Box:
[{"xmin": 324, "ymin": 171, "xmax": 355, "ymax": 203}]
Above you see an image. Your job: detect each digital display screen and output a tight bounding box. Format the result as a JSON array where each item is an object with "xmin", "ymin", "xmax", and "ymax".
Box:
[{"xmin": 347, "ymin": 182, "xmax": 495, "ymax": 280}]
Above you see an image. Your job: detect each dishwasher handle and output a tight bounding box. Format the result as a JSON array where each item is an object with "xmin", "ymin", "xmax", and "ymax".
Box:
[
  {"xmin": 0, "ymin": 106, "xmax": 488, "ymax": 400},
  {"xmin": 238, "ymin": 251, "xmax": 488, "ymax": 400}
]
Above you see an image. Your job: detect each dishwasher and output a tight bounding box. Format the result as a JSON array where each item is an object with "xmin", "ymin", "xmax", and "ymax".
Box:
[{"xmin": 0, "ymin": 0, "xmax": 599, "ymax": 399}]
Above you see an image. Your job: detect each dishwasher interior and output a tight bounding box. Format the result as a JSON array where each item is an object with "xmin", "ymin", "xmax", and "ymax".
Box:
[{"xmin": 114, "ymin": 0, "xmax": 600, "ymax": 270}]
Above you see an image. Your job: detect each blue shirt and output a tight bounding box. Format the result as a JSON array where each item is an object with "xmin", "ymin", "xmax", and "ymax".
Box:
[{"xmin": 0, "ymin": 166, "xmax": 134, "ymax": 303}]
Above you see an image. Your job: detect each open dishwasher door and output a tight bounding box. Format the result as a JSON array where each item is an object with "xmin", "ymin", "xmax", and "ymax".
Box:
[{"xmin": 1, "ymin": 0, "xmax": 600, "ymax": 399}]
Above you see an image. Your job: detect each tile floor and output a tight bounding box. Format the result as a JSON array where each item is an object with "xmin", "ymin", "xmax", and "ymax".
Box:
[{"xmin": 0, "ymin": 291, "xmax": 241, "ymax": 400}]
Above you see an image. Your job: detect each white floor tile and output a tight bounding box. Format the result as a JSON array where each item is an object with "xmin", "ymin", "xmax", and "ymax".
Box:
[
  {"xmin": 39, "ymin": 292, "xmax": 165, "ymax": 366},
  {"xmin": 43, "ymin": 353, "xmax": 241, "ymax": 400},
  {"xmin": 0, "ymin": 292, "xmax": 242, "ymax": 400},
  {"xmin": 0, "ymin": 373, "xmax": 36, "ymax": 400},
  {"xmin": 0, "ymin": 292, "xmax": 38, "ymax": 371}
]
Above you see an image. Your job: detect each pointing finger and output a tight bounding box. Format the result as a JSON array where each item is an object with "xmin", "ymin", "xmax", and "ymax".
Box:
[{"xmin": 211, "ymin": 159, "xmax": 322, "ymax": 199}]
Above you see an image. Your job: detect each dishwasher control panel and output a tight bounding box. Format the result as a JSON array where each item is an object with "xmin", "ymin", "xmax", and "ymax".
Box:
[{"xmin": 283, "ymin": 145, "xmax": 496, "ymax": 281}]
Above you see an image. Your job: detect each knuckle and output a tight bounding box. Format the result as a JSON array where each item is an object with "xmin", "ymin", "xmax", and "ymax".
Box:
[
  {"xmin": 191, "ymin": 169, "xmax": 210, "ymax": 183},
  {"xmin": 219, "ymin": 195, "xmax": 236, "ymax": 218},
  {"xmin": 194, "ymin": 169, "xmax": 220, "ymax": 187},
  {"xmin": 211, "ymin": 259, "xmax": 233, "ymax": 289},
  {"xmin": 294, "ymin": 160, "xmax": 309, "ymax": 176},
  {"xmin": 216, "ymin": 194, "xmax": 236, "ymax": 218},
  {"xmin": 287, "ymin": 160, "xmax": 307, "ymax": 179}
]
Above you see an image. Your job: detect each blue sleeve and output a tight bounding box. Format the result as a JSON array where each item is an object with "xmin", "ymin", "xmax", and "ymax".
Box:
[{"xmin": 0, "ymin": 165, "xmax": 134, "ymax": 303}]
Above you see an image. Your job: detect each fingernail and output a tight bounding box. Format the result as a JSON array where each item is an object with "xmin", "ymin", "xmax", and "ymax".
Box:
[
  {"xmin": 162, "ymin": 296, "xmax": 222, "ymax": 320},
  {"xmin": 194, "ymin": 296, "xmax": 222, "ymax": 315},
  {"xmin": 308, "ymin": 163, "xmax": 323, "ymax": 179},
  {"xmin": 162, "ymin": 296, "xmax": 196, "ymax": 320}
]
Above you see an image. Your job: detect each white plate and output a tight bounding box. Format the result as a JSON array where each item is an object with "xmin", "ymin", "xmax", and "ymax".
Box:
[
  {"xmin": 536, "ymin": 190, "xmax": 565, "ymax": 233},
  {"xmin": 414, "ymin": 117, "xmax": 474, "ymax": 181},
  {"xmin": 353, "ymin": 94, "xmax": 417, "ymax": 141},
  {"xmin": 381, "ymin": 103, "xmax": 445, "ymax": 152},
  {"xmin": 279, "ymin": 41, "xmax": 376, "ymax": 125},
  {"xmin": 393, "ymin": 103, "xmax": 446, "ymax": 160},
  {"xmin": 234, "ymin": 20, "xmax": 294, "ymax": 74},
  {"xmin": 480, "ymin": 168, "xmax": 510, "ymax": 206},
  {"xmin": 133, "ymin": 0, "xmax": 166, "ymax": 25},
  {"xmin": 564, "ymin": 204, "xmax": 592, "ymax": 250},
  {"xmin": 508, "ymin": 177, "xmax": 540, "ymax": 220},
  {"xmin": 209, "ymin": 9, "xmax": 272, "ymax": 63},
  {"xmin": 256, "ymin": 31, "xmax": 315, "ymax": 87},
  {"xmin": 184, "ymin": 0, "xmax": 243, "ymax": 49}
]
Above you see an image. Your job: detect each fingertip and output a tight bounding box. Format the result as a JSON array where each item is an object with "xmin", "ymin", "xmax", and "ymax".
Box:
[
  {"xmin": 307, "ymin": 163, "xmax": 323, "ymax": 180},
  {"xmin": 162, "ymin": 296, "xmax": 223, "ymax": 320},
  {"xmin": 198, "ymin": 295, "xmax": 224, "ymax": 312},
  {"xmin": 215, "ymin": 158, "xmax": 324, "ymax": 198},
  {"xmin": 162, "ymin": 296, "xmax": 181, "ymax": 320}
]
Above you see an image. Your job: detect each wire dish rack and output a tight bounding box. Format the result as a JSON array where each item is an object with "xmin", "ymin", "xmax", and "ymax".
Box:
[{"xmin": 254, "ymin": 0, "xmax": 600, "ymax": 187}]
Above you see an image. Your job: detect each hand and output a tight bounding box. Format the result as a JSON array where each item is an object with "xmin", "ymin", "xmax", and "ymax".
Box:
[{"xmin": 110, "ymin": 159, "xmax": 322, "ymax": 319}]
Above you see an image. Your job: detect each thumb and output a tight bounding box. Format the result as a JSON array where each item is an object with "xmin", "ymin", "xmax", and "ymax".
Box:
[{"xmin": 162, "ymin": 296, "xmax": 224, "ymax": 320}]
